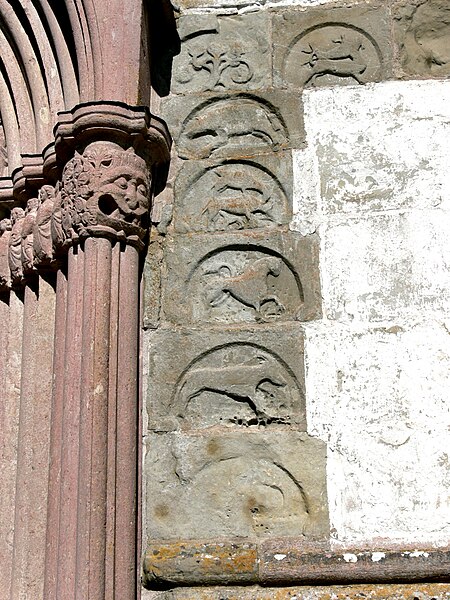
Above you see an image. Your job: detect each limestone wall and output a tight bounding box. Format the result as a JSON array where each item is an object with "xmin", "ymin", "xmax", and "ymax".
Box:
[{"xmin": 142, "ymin": 0, "xmax": 450, "ymax": 593}]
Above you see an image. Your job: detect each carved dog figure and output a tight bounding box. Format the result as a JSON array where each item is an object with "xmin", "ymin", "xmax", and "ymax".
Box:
[
  {"xmin": 179, "ymin": 99, "xmax": 287, "ymax": 159},
  {"xmin": 179, "ymin": 354, "xmax": 290, "ymax": 423},
  {"xmin": 204, "ymin": 256, "xmax": 285, "ymax": 319}
]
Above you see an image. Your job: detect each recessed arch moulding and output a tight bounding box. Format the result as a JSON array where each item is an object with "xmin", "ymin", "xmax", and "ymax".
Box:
[{"xmin": 0, "ymin": 0, "xmax": 169, "ymax": 210}]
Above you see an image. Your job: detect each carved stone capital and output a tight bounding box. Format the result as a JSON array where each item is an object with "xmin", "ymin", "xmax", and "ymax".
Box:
[
  {"xmin": 54, "ymin": 102, "xmax": 171, "ymax": 249},
  {"xmin": 59, "ymin": 142, "xmax": 151, "ymax": 248}
]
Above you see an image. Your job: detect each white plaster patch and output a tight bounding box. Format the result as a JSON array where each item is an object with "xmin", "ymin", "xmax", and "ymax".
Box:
[
  {"xmin": 342, "ymin": 553, "xmax": 358, "ymax": 563},
  {"xmin": 371, "ymin": 552, "xmax": 385, "ymax": 562},
  {"xmin": 180, "ymin": 0, "xmax": 340, "ymax": 16},
  {"xmin": 305, "ymin": 321, "xmax": 450, "ymax": 546},
  {"xmin": 296, "ymin": 80, "xmax": 450, "ymax": 218},
  {"xmin": 409, "ymin": 550, "xmax": 430, "ymax": 558},
  {"xmin": 320, "ymin": 210, "xmax": 450, "ymax": 323}
]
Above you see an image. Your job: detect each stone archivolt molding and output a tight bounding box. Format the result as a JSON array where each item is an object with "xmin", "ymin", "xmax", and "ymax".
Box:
[{"xmin": 0, "ymin": 102, "xmax": 171, "ymax": 288}]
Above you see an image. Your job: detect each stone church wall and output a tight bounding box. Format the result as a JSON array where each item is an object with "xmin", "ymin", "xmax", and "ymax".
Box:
[{"xmin": 142, "ymin": 0, "xmax": 450, "ymax": 597}]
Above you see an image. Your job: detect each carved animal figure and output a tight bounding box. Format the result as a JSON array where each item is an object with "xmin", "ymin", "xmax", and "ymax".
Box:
[
  {"xmin": 8, "ymin": 207, "xmax": 25, "ymax": 283},
  {"xmin": 302, "ymin": 35, "xmax": 367, "ymax": 84},
  {"xmin": 204, "ymin": 256, "xmax": 285, "ymax": 319},
  {"xmin": 179, "ymin": 99, "xmax": 287, "ymax": 159},
  {"xmin": 202, "ymin": 174, "xmax": 276, "ymax": 231},
  {"xmin": 0, "ymin": 217, "xmax": 12, "ymax": 290},
  {"xmin": 179, "ymin": 354, "xmax": 291, "ymax": 424}
]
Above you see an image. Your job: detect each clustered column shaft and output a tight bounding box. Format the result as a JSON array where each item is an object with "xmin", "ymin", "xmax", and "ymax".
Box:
[{"xmin": 0, "ymin": 102, "xmax": 170, "ymax": 600}]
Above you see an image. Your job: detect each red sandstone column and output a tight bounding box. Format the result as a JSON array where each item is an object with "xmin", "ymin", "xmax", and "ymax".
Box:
[{"xmin": 42, "ymin": 103, "xmax": 170, "ymax": 600}]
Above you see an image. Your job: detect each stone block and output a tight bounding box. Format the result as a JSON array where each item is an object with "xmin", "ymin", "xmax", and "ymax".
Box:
[
  {"xmin": 161, "ymin": 231, "xmax": 321, "ymax": 326},
  {"xmin": 143, "ymin": 540, "xmax": 258, "ymax": 587},
  {"xmin": 273, "ymin": 4, "xmax": 392, "ymax": 89},
  {"xmin": 393, "ymin": 0, "xmax": 450, "ymax": 78},
  {"xmin": 145, "ymin": 430, "xmax": 328, "ymax": 540},
  {"xmin": 146, "ymin": 325, "xmax": 306, "ymax": 431},
  {"xmin": 161, "ymin": 91, "xmax": 304, "ymax": 160},
  {"xmin": 146, "ymin": 584, "xmax": 450, "ymax": 600},
  {"xmin": 142, "ymin": 233, "xmax": 164, "ymax": 329},
  {"xmin": 172, "ymin": 153, "xmax": 293, "ymax": 234},
  {"xmin": 319, "ymin": 211, "xmax": 450, "ymax": 324},
  {"xmin": 293, "ymin": 80, "xmax": 450, "ymax": 220},
  {"xmin": 173, "ymin": 13, "xmax": 271, "ymax": 93}
]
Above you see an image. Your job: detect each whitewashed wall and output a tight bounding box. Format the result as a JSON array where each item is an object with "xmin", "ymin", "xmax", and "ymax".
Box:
[{"xmin": 293, "ymin": 80, "xmax": 450, "ymax": 547}]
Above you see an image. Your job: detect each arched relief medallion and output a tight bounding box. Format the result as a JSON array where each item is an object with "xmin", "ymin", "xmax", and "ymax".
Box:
[
  {"xmin": 174, "ymin": 162, "xmax": 290, "ymax": 233},
  {"xmin": 147, "ymin": 432, "xmax": 328, "ymax": 540},
  {"xmin": 189, "ymin": 246, "xmax": 303, "ymax": 324},
  {"xmin": 284, "ymin": 24, "xmax": 382, "ymax": 88},
  {"xmin": 162, "ymin": 233, "xmax": 321, "ymax": 325},
  {"xmin": 178, "ymin": 97, "xmax": 288, "ymax": 159},
  {"xmin": 174, "ymin": 343, "xmax": 305, "ymax": 429}
]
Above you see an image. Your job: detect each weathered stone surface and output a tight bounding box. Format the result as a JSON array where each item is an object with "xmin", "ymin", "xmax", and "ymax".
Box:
[
  {"xmin": 172, "ymin": 153, "xmax": 292, "ymax": 233},
  {"xmin": 145, "ymin": 430, "xmax": 328, "ymax": 539},
  {"xmin": 162, "ymin": 91, "xmax": 304, "ymax": 160},
  {"xmin": 292, "ymin": 80, "xmax": 450, "ymax": 225},
  {"xmin": 394, "ymin": 0, "xmax": 450, "ymax": 78},
  {"xmin": 162, "ymin": 231, "xmax": 321, "ymax": 325},
  {"xmin": 153, "ymin": 583, "xmax": 450, "ymax": 599},
  {"xmin": 147, "ymin": 325, "xmax": 306, "ymax": 430},
  {"xmin": 273, "ymin": 4, "xmax": 391, "ymax": 89},
  {"xmin": 260, "ymin": 544, "xmax": 450, "ymax": 584},
  {"xmin": 143, "ymin": 541, "xmax": 258, "ymax": 587},
  {"xmin": 320, "ymin": 210, "xmax": 450, "ymax": 323},
  {"xmin": 143, "ymin": 232, "xmax": 164, "ymax": 329},
  {"xmin": 173, "ymin": 13, "xmax": 271, "ymax": 93},
  {"xmin": 305, "ymin": 321, "xmax": 450, "ymax": 546}
]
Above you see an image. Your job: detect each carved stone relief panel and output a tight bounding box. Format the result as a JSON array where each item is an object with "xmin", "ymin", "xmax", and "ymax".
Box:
[
  {"xmin": 146, "ymin": 431, "xmax": 328, "ymax": 540},
  {"xmin": 394, "ymin": 0, "xmax": 450, "ymax": 78},
  {"xmin": 0, "ymin": 217, "xmax": 11, "ymax": 291},
  {"xmin": 173, "ymin": 155, "xmax": 292, "ymax": 233},
  {"xmin": 162, "ymin": 232, "xmax": 321, "ymax": 325},
  {"xmin": 173, "ymin": 13, "xmax": 271, "ymax": 93},
  {"xmin": 273, "ymin": 5, "xmax": 392, "ymax": 89},
  {"xmin": 162, "ymin": 91, "xmax": 304, "ymax": 160},
  {"xmin": 146, "ymin": 326, "xmax": 306, "ymax": 431},
  {"xmin": 21, "ymin": 198, "xmax": 39, "ymax": 274},
  {"xmin": 0, "ymin": 118, "xmax": 7, "ymax": 178},
  {"xmin": 33, "ymin": 185, "xmax": 57, "ymax": 266},
  {"xmin": 8, "ymin": 207, "xmax": 25, "ymax": 285}
]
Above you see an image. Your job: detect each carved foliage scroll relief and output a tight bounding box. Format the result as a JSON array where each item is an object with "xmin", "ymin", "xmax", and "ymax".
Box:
[{"xmin": 173, "ymin": 13, "xmax": 270, "ymax": 93}]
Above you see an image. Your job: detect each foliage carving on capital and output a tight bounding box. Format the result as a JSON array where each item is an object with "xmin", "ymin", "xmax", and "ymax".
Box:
[{"xmin": 60, "ymin": 142, "xmax": 151, "ymax": 247}]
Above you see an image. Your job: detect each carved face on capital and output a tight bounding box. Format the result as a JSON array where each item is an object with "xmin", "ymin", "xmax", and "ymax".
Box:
[
  {"xmin": 93, "ymin": 163, "xmax": 150, "ymax": 227},
  {"xmin": 61, "ymin": 144, "xmax": 151, "ymax": 242}
]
